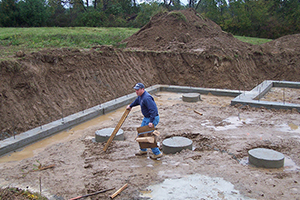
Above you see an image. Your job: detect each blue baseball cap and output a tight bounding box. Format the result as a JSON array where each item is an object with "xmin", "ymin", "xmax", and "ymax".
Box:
[{"xmin": 133, "ymin": 83, "xmax": 145, "ymax": 90}]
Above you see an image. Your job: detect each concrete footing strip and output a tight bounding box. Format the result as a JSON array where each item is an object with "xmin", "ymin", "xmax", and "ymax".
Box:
[
  {"xmin": 1, "ymin": 81, "xmax": 299, "ymax": 157},
  {"xmin": 231, "ymin": 80, "xmax": 300, "ymax": 111}
]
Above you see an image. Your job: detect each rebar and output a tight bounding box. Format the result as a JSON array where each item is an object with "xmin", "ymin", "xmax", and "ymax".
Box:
[
  {"xmin": 39, "ymin": 176, "xmax": 42, "ymax": 195},
  {"xmin": 258, "ymin": 86, "xmax": 261, "ymax": 102},
  {"xmin": 61, "ymin": 105, "xmax": 64, "ymax": 122},
  {"xmin": 283, "ymin": 88, "xmax": 285, "ymax": 104}
]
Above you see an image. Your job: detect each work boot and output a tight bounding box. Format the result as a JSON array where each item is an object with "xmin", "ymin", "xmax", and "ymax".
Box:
[
  {"xmin": 150, "ymin": 152, "xmax": 163, "ymax": 159},
  {"xmin": 135, "ymin": 150, "xmax": 147, "ymax": 156}
]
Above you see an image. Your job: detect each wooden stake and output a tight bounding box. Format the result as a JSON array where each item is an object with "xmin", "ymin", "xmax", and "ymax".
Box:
[
  {"xmin": 110, "ymin": 183, "xmax": 128, "ymax": 199},
  {"xmin": 103, "ymin": 109, "xmax": 130, "ymax": 152},
  {"xmin": 194, "ymin": 110, "xmax": 203, "ymax": 116},
  {"xmin": 38, "ymin": 164, "xmax": 55, "ymax": 171},
  {"xmin": 39, "ymin": 176, "xmax": 42, "ymax": 195},
  {"xmin": 69, "ymin": 188, "xmax": 115, "ymax": 200}
]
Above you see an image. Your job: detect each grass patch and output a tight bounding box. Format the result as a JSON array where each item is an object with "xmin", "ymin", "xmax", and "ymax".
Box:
[
  {"xmin": 0, "ymin": 27, "xmax": 273, "ymax": 61},
  {"xmin": 0, "ymin": 187, "xmax": 48, "ymax": 200},
  {"xmin": 167, "ymin": 11, "xmax": 187, "ymax": 22},
  {"xmin": 0, "ymin": 27, "xmax": 138, "ymax": 60},
  {"xmin": 234, "ymin": 35, "xmax": 273, "ymax": 45}
]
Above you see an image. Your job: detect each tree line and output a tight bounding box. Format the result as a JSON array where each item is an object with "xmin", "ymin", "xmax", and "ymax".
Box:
[{"xmin": 0, "ymin": 0, "xmax": 299, "ymax": 39}]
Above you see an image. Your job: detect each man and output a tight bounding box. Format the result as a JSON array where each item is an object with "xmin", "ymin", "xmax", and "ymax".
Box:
[{"xmin": 126, "ymin": 83, "xmax": 163, "ymax": 159}]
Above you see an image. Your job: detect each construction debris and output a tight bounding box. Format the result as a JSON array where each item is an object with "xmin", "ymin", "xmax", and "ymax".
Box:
[
  {"xmin": 194, "ymin": 110, "xmax": 203, "ymax": 116},
  {"xmin": 69, "ymin": 188, "xmax": 115, "ymax": 200},
  {"xmin": 110, "ymin": 183, "xmax": 128, "ymax": 199}
]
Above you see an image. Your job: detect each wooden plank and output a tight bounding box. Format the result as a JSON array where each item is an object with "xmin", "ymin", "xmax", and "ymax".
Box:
[
  {"xmin": 103, "ymin": 109, "xmax": 130, "ymax": 152},
  {"xmin": 138, "ymin": 137, "xmax": 158, "ymax": 149},
  {"xmin": 194, "ymin": 110, "xmax": 203, "ymax": 116},
  {"xmin": 110, "ymin": 183, "xmax": 128, "ymax": 199},
  {"xmin": 136, "ymin": 126, "xmax": 158, "ymax": 149},
  {"xmin": 137, "ymin": 125, "xmax": 157, "ymax": 134},
  {"xmin": 69, "ymin": 188, "xmax": 115, "ymax": 200},
  {"xmin": 136, "ymin": 137, "xmax": 155, "ymax": 143}
]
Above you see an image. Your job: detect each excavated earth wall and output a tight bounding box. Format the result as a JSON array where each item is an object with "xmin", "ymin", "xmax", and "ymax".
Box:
[{"xmin": 1, "ymin": 46, "xmax": 299, "ymax": 137}]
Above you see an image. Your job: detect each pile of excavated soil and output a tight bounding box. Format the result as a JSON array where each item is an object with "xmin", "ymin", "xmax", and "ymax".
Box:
[
  {"xmin": 0, "ymin": 8, "xmax": 300, "ymax": 141},
  {"xmin": 122, "ymin": 8, "xmax": 252, "ymax": 57},
  {"xmin": 122, "ymin": 8, "xmax": 300, "ymax": 83}
]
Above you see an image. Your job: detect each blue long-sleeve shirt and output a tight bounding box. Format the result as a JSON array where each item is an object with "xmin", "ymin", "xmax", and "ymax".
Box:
[{"xmin": 130, "ymin": 91, "xmax": 158, "ymax": 123}]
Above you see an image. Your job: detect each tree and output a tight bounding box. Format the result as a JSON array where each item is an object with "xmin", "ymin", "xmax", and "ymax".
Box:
[
  {"xmin": 47, "ymin": 0, "xmax": 69, "ymax": 26},
  {"xmin": 18, "ymin": 0, "xmax": 50, "ymax": 27},
  {"xmin": 223, "ymin": 0, "xmax": 251, "ymax": 36},
  {"xmin": 0, "ymin": 0, "xmax": 20, "ymax": 26},
  {"xmin": 244, "ymin": 0, "xmax": 270, "ymax": 37},
  {"xmin": 75, "ymin": 9, "xmax": 108, "ymax": 26},
  {"xmin": 189, "ymin": 0, "xmax": 197, "ymax": 8},
  {"xmin": 276, "ymin": 0, "xmax": 300, "ymax": 36},
  {"xmin": 162, "ymin": 0, "xmax": 183, "ymax": 10},
  {"xmin": 133, "ymin": 2, "xmax": 166, "ymax": 27},
  {"xmin": 197, "ymin": 0, "xmax": 227, "ymax": 25}
]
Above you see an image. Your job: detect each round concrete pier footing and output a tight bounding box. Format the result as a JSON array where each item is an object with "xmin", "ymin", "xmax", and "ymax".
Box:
[
  {"xmin": 95, "ymin": 128, "xmax": 124, "ymax": 142},
  {"xmin": 182, "ymin": 93, "xmax": 201, "ymax": 102},
  {"xmin": 248, "ymin": 148, "xmax": 285, "ymax": 168},
  {"xmin": 162, "ymin": 136, "xmax": 193, "ymax": 154}
]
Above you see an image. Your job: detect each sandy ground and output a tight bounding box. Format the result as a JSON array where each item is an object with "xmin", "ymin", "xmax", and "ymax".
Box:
[
  {"xmin": 261, "ymin": 87, "xmax": 300, "ymax": 104},
  {"xmin": 0, "ymin": 91, "xmax": 300, "ymax": 200}
]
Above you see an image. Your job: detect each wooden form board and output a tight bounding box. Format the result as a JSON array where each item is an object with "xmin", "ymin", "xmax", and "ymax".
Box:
[
  {"xmin": 137, "ymin": 125, "xmax": 157, "ymax": 134},
  {"xmin": 103, "ymin": 109, "xmax": 130, "ymax": 152},
  {"xmin": 137, "ymin": 125, "xmax": 158, "ymax": 149}
]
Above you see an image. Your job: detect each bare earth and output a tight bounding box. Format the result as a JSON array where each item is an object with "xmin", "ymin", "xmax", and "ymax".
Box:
[
  {"xmin": 1, "ymin": 92, "xmax": 300, "ymax": 200},
  {"xmin": 262, "ymin": 87, "xmax": 300, "ymax": 104}
]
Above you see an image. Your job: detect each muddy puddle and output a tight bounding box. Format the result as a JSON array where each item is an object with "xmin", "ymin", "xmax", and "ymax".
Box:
[{"xmin": 0, "ymin": 107, "xmax": 126, "ymax": 163}]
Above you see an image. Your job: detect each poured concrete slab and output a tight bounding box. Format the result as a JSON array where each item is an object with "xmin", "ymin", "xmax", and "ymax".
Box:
[
  {"xmin": 248, "ymin": 148, "xmax": 285, "ymax": 168},
  {"xmin": 182, "ymin": 93, "xmax": 201, "ymax": 102},
  {"xmin": 95, "ymin": 128, "xmax": 124, "ymax": 142},
  {"xmin": 162, "ymin": 136, "xmax": 192, "ymax": 154}
]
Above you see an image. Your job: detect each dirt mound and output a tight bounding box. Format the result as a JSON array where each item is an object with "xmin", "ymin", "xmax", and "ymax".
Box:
[
  {"xmin": 122, "ymin": 8, "xmax": 300, "ymax": 82},
  {"xmin": 252, "ymin": 33, "xmax": 300, "ymax": 82},
  {"xmin": 260, "ymin": 33, "xmax": 300, "ymax": 53},
  {"xmin": 122, "ymin": 8, "xmax": 252, "ymax": 56}
]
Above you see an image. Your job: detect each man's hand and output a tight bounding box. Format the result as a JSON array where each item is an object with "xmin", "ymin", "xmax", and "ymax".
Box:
[
  {"xmin": 126, "ymin": 105, "xmax": 132, "ymax": 110},
  {"xmin": 148, "ymin": 122, "xmax": 154, "ymax": 128}
]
